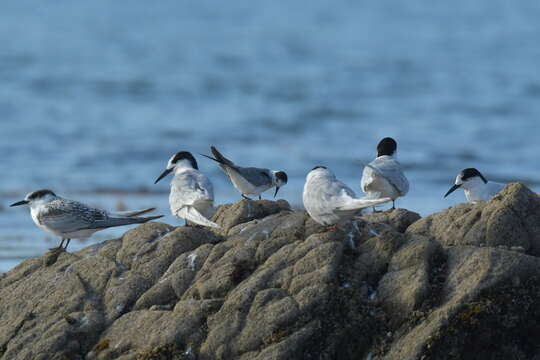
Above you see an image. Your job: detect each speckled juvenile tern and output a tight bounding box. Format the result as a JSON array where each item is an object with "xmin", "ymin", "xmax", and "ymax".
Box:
[
  {"xmin": 155, "ymin": 151, "xmax": 219, "ymax": 228},
  {"xmin": 201, "ymin": 146, "xmax": 288, "ymax": 200},
  {"xmin": 10, "ymin": 189, "xmax": 163, "ymax": 250}
]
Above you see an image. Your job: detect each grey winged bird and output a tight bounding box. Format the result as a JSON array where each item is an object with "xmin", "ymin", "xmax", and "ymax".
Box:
[
  {"xmin": 10, "ymin": 189, "xmax": 163, "ymax": 250},
  {"xmin": 201, "ymin": 146, "xmax": 288, "ymax": 200},
  {"xmin": 444, "ymin": 168, "xmax": 505, "ymax": 202},
  {"xmin": 361, "ymin": 137, "xmax": 409, "ymax": 209},
  {"xmin": 155, "ymin": 151, "xmax": 219, "ymax": 228},
  {"xmin": 303, "ymin": 166, "xmax": 392, "ymax": 227}
]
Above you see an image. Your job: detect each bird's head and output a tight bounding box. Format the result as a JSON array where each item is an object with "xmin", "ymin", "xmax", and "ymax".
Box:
[
  {"xmin": 272, "ymin": 171, "xmax": 288, "ymax": 198},
  {"xmin": 155, "ymin": 151, "xmax": 198, "ymax": 184},
  {"xmin": 10, "ymin": 189, "xmax": 57, "ymax": 207},
  {"xmin": 444, "ymin": 168, "xmax": 487, "ymax": 197}
]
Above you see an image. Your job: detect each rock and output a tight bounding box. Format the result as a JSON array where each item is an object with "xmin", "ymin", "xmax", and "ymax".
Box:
[
  {"xmin": 407, "ymin": 183, "xmax": 540, "ymax": 254},
  {"xmin": 212, "ymin": 199, "xmax": 291, "ymax": 235},
  {"xmin": 363, "ymin": 208, "xmax": 421, "ymax": 233},
  {"xmin": 384, "ymin": 247, "xmax": 540, "ymax": 360},
  {"xmin": 3, "ymin": 188, "xmax": 540, "ymax": 360},
  {"xmin": 377, "ymin": 235, "xmax": 443, "ymax": 326}
]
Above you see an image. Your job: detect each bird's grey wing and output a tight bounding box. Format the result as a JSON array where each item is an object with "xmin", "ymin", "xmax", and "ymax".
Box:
[
  {"xmin": 233, "ymin": 167, "xmax": 272, "ymax": 187},
  {"xmin": 366, "ymin": 157, "xmax": 409, "ymax": 195},
  {"xmin": 171, "ymin": 171, "xmax": 214, "ymax": 209},
  {"xmin": 38, "ymin": 199, "xmax": 109, "ymax": 233},
  {"xmin": 315, "ymin": 176, "xmax": 356, "ymax": 208}
]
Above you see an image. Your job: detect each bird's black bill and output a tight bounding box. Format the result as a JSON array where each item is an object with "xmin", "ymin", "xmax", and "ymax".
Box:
[
  {"xmin": 154, "ymin": 168, "xmax": 173, "ymax": 184},
  {"xmin": 274, "ymin": 187, "xmax": 280, "ymax": 198},
  {"xmin": 10, "ymin": 200, "xmax": 29, "ymax": 207},
  {"xmin": 444, "ymin": 184, "xmax": 461, "ymax": 198}
]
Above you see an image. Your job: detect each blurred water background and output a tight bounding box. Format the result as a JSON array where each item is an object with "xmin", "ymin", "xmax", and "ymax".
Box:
[{"xmin": 1, "ymin": 0, "xmax": 540, "ymax": 271}]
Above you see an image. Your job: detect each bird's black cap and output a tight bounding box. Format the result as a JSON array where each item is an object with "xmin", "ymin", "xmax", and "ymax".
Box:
[
  {"xmin": 377, "ymin": 137, "xmax": 397, "ymax": 157},
  {"xmin": 27, "ymin": 189, "xmax": 56, "ymax": 200},
  {"xmin": 460, "ymin": 168, "xmax": 487, "ymax": 184},
  {"xmin": 171, "ymin": 151, "xmax": 198, "ymax": 170}
]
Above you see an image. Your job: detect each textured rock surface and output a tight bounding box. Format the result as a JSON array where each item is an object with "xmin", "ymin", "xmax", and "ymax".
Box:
[
  {"xmin": 407, "ymin": 183, "xmax": 540, "ymax": 254},
  {"xmin": 1, "ymin": 185, "xmax": 540, "ymax": 360}
]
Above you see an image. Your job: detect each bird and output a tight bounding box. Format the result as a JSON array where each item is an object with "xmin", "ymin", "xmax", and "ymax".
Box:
[
  {"xmin": 303, "ymin": 166, "xmax": 392, "ymax": 227},
  {"xmin": 155, "ymin": 151, "xmax": 219, "ymax": 228},
  {"xmin": 444, "ymin": 168, "xmax": 505, "ymax": 202},
  {"xmin": 200, "ymin": 146, "xmax": 288, "ymax": 200},
  {"xmin": 10, "ymin": 189, "xmax": 163, "ymax": 250},
  {"xmin": 361, "ymin": 137, "xmax": 409, "ymax": 210}
]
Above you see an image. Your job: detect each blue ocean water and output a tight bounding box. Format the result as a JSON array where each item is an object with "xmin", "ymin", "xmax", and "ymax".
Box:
[{"xmin": 1, "ymin": 0, "xmax": 540, "ymax": 271}]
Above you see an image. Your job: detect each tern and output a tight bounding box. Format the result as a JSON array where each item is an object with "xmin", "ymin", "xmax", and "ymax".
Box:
[
  {"xmin": 361, "ymin": 137, "xmax": 409, "ymax": 209},
  {"xmin": 155, "ymin": 151, "xmax": 219, "ymax": 228},
  {"xmin": 303, "ymin": 166, "xmax": 392, "ymax": 227},
  {"xmin": 10, "ymin": 189, "xmax": 163, "ymax": 250},
  {"xmin": 444, "ymin": 168, "xmax": 505, "ymax": 202},
  {"xmin": 201, "ymin": 146, "xmax": 287, "ymax": 200}
]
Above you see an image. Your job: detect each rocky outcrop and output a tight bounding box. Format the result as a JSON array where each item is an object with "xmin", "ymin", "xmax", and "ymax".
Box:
[
  {"xmin": 407, "ymin": 183, "xmax": 540, "ymax": 254},
  {"xmin": 1, "ymin": 183, "xmax": 540, "ymax": 360}
]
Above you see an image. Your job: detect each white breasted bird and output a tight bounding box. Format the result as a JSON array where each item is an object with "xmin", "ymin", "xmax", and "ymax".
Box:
[
  {"xmin": 155, "ymin": 151, "xmax": 219, "ymax": 228},
  {"xmin": 361, "ymin": 137, "xmax": 409, "ymax": 209},
  {"xmin": 303, "ymin": 166, "xmax": 392, "ymax": 227},
  {"xmin": 444, "ymin": 168, "xmax": 505, "ymax": 202},
  {"xmin": 10, "ymin": 189, "xmax": 163, "ymax": 250},
  {"xmin": 201, "ymin": 146, "xmax": 288, "ymax": 200}
]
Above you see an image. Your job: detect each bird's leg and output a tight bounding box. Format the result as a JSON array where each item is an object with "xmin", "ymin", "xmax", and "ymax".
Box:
[
  {"xmin": 185, "ymin": 219, "xmax": 190, "ymax": 227},
  {"xmin": 64, "ymin": 239, "xmax": 71, "ymax": 250},
  {"xmin": 242, "ymin": 194, "xmax": 251, "ymax": 200},
  {"xmin": 392, "ymin": 200, "xmax": 396, "ymax": 210},
  {"xmin": 258, "ymin": 195, "xmax": 262, "ymax": 200},
  {"xmin": 50, "ymin": 238, "xmax": 65, "ymax": 251},
  {"xmin": 372, "ymin": 206, "xmax": 381, "ymax": 213}
]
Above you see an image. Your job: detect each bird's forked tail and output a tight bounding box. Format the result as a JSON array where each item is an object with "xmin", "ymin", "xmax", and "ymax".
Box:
[{"xmin": 336, "ymin": 197, "xmax": 392, "ymax": 211}]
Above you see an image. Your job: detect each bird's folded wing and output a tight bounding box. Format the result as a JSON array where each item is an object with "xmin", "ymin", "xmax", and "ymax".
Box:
[
  {"xmin": 111, "ymin": 207, "xmax": 156, "ymax": 217},
  {"xmin": 177, "ymin": 207, "xmax": 219, "ymax": 228},
  {"xmin": 38, "ymin": 199, "xmax": 108, "ymax": 233},
  {"xmin": 316, "ymin": 179, "xmax": 358, "ymax": 210},
  {"xmin": 231, "ymin": 167, "xmax": 272, "ymax": 187},
  {"xmin": 365, "ymin": 158, "xmax": 409, "ymax": 195},
  {"xmin": 89, "ymin": 215, "xmax": 163, "ymax": 230},
  {"xmin": 171, "ymin": 172, "xmax": 214, "ymax": 207}
]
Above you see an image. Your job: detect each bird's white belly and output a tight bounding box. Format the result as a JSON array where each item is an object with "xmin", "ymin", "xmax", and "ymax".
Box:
[{"xmin": 363, "ymin": 174, "xmax": 400, "ymax": 200}]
